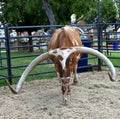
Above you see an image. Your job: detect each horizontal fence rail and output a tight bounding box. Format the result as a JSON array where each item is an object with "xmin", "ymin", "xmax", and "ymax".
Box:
[{"xmin": 0, "ymin": 23, "xmax": 120, "ymax": 84}]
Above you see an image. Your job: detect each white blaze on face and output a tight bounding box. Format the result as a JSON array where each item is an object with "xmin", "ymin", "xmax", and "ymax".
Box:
[{"xmin": 49, "ymin": 48, "xmax": 76, "ymax": 70}]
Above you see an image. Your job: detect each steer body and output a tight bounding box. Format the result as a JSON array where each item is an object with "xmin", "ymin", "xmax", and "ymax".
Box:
[{"xmin": 48, "ymin": 26, "xmax": 82, "ymax": 97}]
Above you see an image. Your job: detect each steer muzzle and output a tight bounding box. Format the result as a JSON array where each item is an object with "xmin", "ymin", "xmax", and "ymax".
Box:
[{"xmin": 60, "ymin": 77, "xmax": 72, "ymax": 105}]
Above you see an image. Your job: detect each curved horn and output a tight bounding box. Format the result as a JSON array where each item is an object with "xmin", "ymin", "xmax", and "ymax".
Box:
[
  {"xmin": 6, "ymin": 52, "xmax": 49, "ymax": 94},
  {"xmin": 70, "ymin": 46, "xmax": 116, "ymax": 81}
]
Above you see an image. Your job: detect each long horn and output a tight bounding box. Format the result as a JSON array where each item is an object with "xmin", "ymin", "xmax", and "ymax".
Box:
[
  {"xmin": 70, "ymin": 46, "xmax": 116, "ymax": 81},
  {"xmin": 6, "ymin": 52, "xmax": 49, "ymax": 94}
]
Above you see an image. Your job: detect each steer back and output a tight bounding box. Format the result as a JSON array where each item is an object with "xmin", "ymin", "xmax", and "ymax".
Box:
[
  {"xmin": 48, "ymin": 26, "xmax": 82, "ymax": 97},
  {"xmin": 48, "ymin": 26, "xmax": 82, "ymax": 49}
]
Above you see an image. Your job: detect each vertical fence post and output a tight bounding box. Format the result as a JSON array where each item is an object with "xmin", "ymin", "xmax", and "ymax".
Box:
[
  {"xmin": 5, "ymin": 24, "xmax": 12, "ymax": 84},
  {"xmin": 97, "ymin": 0, "xmax": 102, "ymax": 71}
]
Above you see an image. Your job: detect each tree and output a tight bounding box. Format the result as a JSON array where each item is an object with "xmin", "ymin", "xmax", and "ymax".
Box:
[
  {"xmin": 1, "ymin": 0, "xmax": 119, "ymax": 25},
  {"xmin": 1, "ymin": 0, "xmax": 48, "ymax": 26},
  {"xmin": 49, "ymin": 0, "xmax": 75, "ymax": 24},
  {"xmin": 84, "ymin": 8, "xmax": 98, "ymax": 24},
  {"xmin": 42, "ymin": 0, "xmax": 56, "ymax": 25},
  {"xmin": 100, "ymin": 0, "xmax": 118, "ymax": 23},
  {"xmin": 51, "ymin": 0, "xmax": 100, "ymax": 24}
]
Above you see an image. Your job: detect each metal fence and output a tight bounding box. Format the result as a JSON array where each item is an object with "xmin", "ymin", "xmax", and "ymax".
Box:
[{"xmin": 0, "ymin": 23, "xmax": 120, "ymax": 84}]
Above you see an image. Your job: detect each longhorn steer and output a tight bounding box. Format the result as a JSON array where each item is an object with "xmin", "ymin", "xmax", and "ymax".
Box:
[
  {"xmin": 6, "ymin": 26, "xmax": 116, "ymax": 105},
  {"xmin": 48, "ymin": 26, "xmax": 82, "ymax": 96}
]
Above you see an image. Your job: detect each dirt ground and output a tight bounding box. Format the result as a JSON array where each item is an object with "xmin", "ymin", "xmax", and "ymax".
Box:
[{"xmin": 0, "ymin": 70, "xmax": 120, "ymax": 119}]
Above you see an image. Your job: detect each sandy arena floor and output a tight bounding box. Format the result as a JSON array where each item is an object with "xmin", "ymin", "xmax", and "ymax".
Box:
[{"xmin": 0, "ymin": 71, "xmax": 120, "ymax": 119}]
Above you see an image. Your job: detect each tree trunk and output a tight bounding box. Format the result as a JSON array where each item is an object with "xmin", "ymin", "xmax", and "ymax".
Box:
[{"xmin": 42, "ymin": 0, "xmax": 56, "ymax": 25}]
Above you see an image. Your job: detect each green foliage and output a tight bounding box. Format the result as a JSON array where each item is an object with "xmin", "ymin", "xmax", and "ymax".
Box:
[
  {"xmin": 1, "ymin": 0, "xmax": 48, "ymax": 25},
  {"xmin": 49, "ymin": 0, "xmax": 98, "ymax": 24},
  {"xmin": 49, "ymin": 0, "xmax": 75, "ymax": 24},
  {"xmin": 100, "ymin": 0, "xmax": 118, "ymax": 23},
  {"xmin": 85, "ymin": 8, "xmax": 98, "ymax": 23},
  {"xmin": 0, "ymin": 0, "xmax": 119, "ymax": 25}
]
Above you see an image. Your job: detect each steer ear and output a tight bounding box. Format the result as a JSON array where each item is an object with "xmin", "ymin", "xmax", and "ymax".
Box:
[
  {"xmin": 70, "ymin": 46, "xmax": 116, "ymax": 81},
  {"xmin": 6, "ymin": 52, "xmax": 49, "ymax": 94}
]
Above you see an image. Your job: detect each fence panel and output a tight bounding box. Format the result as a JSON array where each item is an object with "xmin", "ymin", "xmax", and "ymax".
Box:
[{"xmin": 0, "ymin": 23, "xmax": 119, "ymax": 84}]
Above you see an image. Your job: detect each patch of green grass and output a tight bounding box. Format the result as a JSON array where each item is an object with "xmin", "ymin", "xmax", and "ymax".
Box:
[
  {"xmin": 0, "ymin": 50, "xmax": 56, "ymax": 86},
  {"xmin": 88, "ymin": 50, "xmax": 120, "ymax": 67}
]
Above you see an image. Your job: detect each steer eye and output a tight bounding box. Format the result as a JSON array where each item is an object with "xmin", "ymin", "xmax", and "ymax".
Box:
[{"xmin": 57, "ymin": 55, "xmax": 63, "ymax": 61}]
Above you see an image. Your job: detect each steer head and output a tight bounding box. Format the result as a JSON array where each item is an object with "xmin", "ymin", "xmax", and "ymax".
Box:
[{"xmin": 49, "ymin": 48, "xmax": 79, "ymax": 104}]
